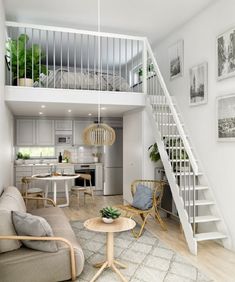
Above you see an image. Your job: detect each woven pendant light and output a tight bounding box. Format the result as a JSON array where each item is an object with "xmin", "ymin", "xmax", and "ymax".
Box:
[
  {"xmin": 82, "ymin": 0, "xmax": 116, "ymax": 146},
  {"xmin": 83, "ymin": 123, "xmax": 116, "ymax": 146}
]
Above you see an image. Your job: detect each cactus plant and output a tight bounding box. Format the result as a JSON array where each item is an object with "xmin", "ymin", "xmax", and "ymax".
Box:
[{"xmin": 100, "ymin": 206, "xmax": 121, "ymax": 219}]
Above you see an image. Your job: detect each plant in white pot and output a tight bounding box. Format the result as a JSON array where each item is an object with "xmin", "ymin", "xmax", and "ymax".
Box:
[
  {"xmin": 100, "ymin": 206, "xmax": 121, "ymax": 224},
  {"xmin": 6, "ymin": 34, "xmax": 47, "ymax": 86},
  {"xmin": 15, "ymin": 152, "xmax": 24, "ymax": 165}
]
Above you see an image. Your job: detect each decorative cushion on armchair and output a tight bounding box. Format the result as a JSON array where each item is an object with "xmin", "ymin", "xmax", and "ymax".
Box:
[{"xmin": 132, "ymin": 184, "xmax": 153, "ymax": 210}]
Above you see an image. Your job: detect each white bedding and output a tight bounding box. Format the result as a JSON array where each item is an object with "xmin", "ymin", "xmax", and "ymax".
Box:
[{"xmin": 35, "ymin": 68, "xmax": 130, "ymax": 91}]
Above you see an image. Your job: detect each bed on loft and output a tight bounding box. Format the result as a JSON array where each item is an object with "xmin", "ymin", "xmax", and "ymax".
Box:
[
  {"xmin": 34, "ymin": 68, "xmax": 130, "ymax": 91},
  {"xmin": 5, "ymin": 22, "xmax": 145, "ymax": 93}
]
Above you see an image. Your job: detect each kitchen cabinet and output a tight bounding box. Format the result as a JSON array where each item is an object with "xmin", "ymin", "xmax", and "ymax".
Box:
[
  {"xmin": 73, "ymin": 121, "xmax": 91, "ymax": 145},
  {"xmin": 15, "ymin": 166, "xmax": 33, "ymax": 190},
  {"xmin": 16, "ymin": 119, "xmax": 35, "ymax": 146},
  {"xmin": 55, "ymin": 120, "xmax": 73, "ymax": 131},
  {"xmin": 95, "ymin": 163, "xmax": 103, "ymax": 191},
  {"xmin": 36, "ymin": 120, "xmax": 55, "ymax": 145},
  {"xmin": 16, "ymin": 119, "xmax": 55, "ymax": 146}
]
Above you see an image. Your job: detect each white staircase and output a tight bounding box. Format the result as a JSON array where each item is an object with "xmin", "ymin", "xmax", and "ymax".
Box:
[{"xmin": 144, "ymin": 39, "xmax": 230, "ymax": 255}]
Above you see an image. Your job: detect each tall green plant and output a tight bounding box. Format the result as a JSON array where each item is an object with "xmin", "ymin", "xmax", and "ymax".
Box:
[{"xmin": 6, "ymin": 34, "xmax": 47, "ymax": 83}]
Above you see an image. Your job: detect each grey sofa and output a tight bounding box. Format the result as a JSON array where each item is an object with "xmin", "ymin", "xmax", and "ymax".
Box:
[{"xmin": 0, "ymin": 186, "xmax": 84, "ymax": 282}]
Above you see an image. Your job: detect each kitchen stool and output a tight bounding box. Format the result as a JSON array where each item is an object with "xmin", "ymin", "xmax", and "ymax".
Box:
[{"xmin": 71, "ymin": 173, "xmax": 94, "ymax": 207}]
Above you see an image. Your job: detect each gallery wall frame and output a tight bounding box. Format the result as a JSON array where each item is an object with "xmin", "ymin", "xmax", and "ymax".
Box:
[
  {"xmin": 189, "ymin": 62, "xmax": 208, "ymax": 106},
  {"xmin": 168, "ymin": 39, "xmax": 184, "ymax": 80},
  {"xmin": 216, "ymin": 27, "xmax": 235, "ymax": 81},
  {"xmin": 216, "ymin": 94, "xmax": 235, "ymax": 141}
]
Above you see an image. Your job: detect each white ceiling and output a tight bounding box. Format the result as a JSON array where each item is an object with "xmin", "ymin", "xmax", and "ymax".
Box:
[{"xmin": 4, "ymin": 0, "xmax": 217, "ymax": 44}]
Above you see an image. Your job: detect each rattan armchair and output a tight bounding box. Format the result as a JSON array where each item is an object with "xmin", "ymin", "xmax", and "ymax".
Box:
[{"xmin": 118, "ymin": 180, "xmax": 167, "ymax": 238}]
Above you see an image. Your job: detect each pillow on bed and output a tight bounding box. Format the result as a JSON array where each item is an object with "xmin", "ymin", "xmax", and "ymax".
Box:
[{"xmin": 12, "ymin": 211, "xmax": 58, "ymax": 253}]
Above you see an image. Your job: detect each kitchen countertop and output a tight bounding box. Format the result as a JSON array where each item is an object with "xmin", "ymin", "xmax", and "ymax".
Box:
[{"xmin": 14, "ymin": 162, "xmax": 102, "ymax": 167}]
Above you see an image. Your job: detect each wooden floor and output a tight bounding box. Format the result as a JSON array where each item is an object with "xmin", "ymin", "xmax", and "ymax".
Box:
[{"xmin": 58, "ymin": 195, "xmax": 235, "ymax": 282}]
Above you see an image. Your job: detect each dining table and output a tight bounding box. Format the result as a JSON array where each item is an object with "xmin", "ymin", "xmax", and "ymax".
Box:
[{"xmin": 32, "ymin": 174, "xmax": 80, "ymax": 208}]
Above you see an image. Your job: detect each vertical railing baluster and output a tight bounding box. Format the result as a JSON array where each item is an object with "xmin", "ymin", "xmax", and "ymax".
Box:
[
  {"xmin": 24, "ymin": 27, "xmax": 26, "ymax": 86},
  {"xmin": 60, "ymin": 32, "xmax": 63, "ymax": 89},
  {"xmin": 125, "ymin": 39, "xmax": 128, "ymax": 91},
  {"xmin": 46, "ymin": 30, "xmax": 49, "ymax": 88},
  {"xmin": 31, "ymin": 28, "xmax": 34, "ymax": 86},
  {"xmin": 188, "ymin": 163, "xmax": 191, "ymax": 223},
  {"xmin": 131, "ymin": 40, "xmax": 133, "ymax": 92},
  {"xmin": 53, "ymin": 31, "xmax": 55, "ymax": 88},
  {"xmin": 94, "ymin": 36, "xmax": 96, "ymax": 90},
  {"xmin": 100, "ymin": 36, "xmax": 103, "ymax": 90},
  {"xmin": 137, "ymin": 40, "xmax": 140, "ymax": 93},
  {"xmin": 81, "ymin": 34, "xmax": 83, "ymax": 89},
  {"xmin": 74, "ymin": 33, "xmax": 76, "ymax": 89},
  {"xmin": 39, "ymin": 29, "xmax": 41, "ymax": 88},
  {"xmin": 113, "ymin": 38, "xmax": 115, "ymax": 91},
  {"xmin": 106, "ymin": 37, "xmax": 109, "ymax": 91},
  {"xmin": 87, "ymin": 35, "xmax": 90, "ymax": 90},
  {"xmin": 67, "ymin": 33, "xmax": 69, "ymax": 89},
  {"xmin": 119, "ymin": 38, "xmax": 121, "ymax": 91},
  {"xmin": 193, "ymin": 172, "xmax": 196, "ymax": 235}
]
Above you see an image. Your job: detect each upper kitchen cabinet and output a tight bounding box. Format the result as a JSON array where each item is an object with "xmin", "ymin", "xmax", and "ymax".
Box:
[
  {"xmin": 36, "ymin": 120, "xmax": 55, "ymax": 145},
  {"xmin": 73, "ymin": 121, "xmax": 91, "ymax": 145},
  {"xmin": 16, "ymin": 119, "xmax": 35, "ymax": 146},
  {"xmin": 55, "ymin": 120, "xmax": 73, "ymax": 131},
  {"xmin": 16, "ymin": 119, "xmax": 55, "ymax": 146}
]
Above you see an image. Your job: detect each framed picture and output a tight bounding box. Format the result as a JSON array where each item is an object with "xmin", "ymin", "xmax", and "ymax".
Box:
[
  {"xmin": 168, "ymin": 40, "xmax": 184, "ymax": 80},
  {"xmin": 217, "ymin": 27, "xmax": 235, "ymax": 80},
  {"xmin": 189, "ymin": 62, "xmax": 208, "ymax": 106},
  {"xmin": 217, "ymin": 94, "xmax": 235, "ymax": 141}
]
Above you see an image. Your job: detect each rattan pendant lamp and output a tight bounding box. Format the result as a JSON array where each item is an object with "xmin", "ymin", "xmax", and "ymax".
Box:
[{"xmin": 83, "ymin": 0, "xmax": 116, "ymax": 146}]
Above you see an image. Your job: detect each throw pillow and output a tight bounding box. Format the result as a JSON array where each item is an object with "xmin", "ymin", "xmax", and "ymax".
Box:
[
  {"xmin": 12, "ymin": 211, "xmax": 58, "ymax": 253},
  {"xmin": 132, "ymin": 184, "xmax": 153, "ymax": 210}
]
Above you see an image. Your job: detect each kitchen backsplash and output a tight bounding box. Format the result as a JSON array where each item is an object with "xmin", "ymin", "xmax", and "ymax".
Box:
[{"xmin": 55, "ymin": 145, "xmax": 102, "ymax": 163}]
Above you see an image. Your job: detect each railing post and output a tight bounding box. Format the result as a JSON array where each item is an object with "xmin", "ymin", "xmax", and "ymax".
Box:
[{"xmin": 142, "ymin": 39, "xmax": 147, "ymax": 94}]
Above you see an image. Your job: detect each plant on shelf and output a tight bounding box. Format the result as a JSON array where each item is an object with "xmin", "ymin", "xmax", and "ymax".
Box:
[
  {"xmin": 100, "ymin": 206, "xmax": 121, "ymax": 223},
  {"xmin": 148, "ymin": 143, "xmax": 161, "ymax": 163},
  {"xmin": 6, "ymin": 34, "xmax": 47, "ymax": 86}
]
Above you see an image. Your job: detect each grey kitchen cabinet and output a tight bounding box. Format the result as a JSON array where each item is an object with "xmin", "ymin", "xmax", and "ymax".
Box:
[
  {"xmin": 55, "ymin": 120, "xmax": 73, "ymax": 131},
  {"xmin": 15, "ymin": 166, "xmax": 33, "ymax": 190},
  {"xmin": 95, "ymin": 163, "xmax": 103, "ymax": 191},
  {"xmin": 73, "ymin": 121, "xmax": 91, "ymax": 145},
  {"xmin": 36, "ymin": 120, "xmax": 55, "ymax": 145},
  {"xmin": 16, "ymin": 119, "xmax": 55, "ymax": 146},
  {"xmin": 16, "ymin": 119, "xmax": 35, "ymax": 146}
]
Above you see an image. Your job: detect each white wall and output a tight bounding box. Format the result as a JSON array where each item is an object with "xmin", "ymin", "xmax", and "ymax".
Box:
[
  {"xmin": 155, "ymin": 0, "xmax": 235, "ymax": 250},
  {"xmin": 0, "ymin": 0, "xmax": 14, "ymax": 194},
  {"xmin": 123, "ymin": 109, "xmax": 155, "ymax": 203}
]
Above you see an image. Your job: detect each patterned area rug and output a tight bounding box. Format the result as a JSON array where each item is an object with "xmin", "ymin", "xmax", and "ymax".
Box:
[{"xmin": 70, "ymin": 221, "xmax": 212, "ymax": 282}]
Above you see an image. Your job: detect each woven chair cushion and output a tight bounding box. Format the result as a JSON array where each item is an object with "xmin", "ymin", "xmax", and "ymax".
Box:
[
  {"xmin": 27, "ymin": 188, "xmax": 43, "ymax": 194},
  {"xmin": 132, "ymin": 184, "xmax": 153, "ymax": 210}
]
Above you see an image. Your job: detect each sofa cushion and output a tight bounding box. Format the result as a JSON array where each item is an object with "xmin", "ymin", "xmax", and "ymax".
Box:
[
  {"xmin": 12, "ymin": 211, "xmax": 58, "ymax": 252},
  {"xmin": 0, "ymin": 186, "xmax": 26, "ymax": 253}
]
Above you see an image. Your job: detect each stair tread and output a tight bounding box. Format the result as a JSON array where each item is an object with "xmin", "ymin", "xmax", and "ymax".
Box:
[
  {"xmin": 183, "ymin": 185, "xmax": 208, "ymax": 191},
  {"xmin": 185, "ymin": 200, "xmax": 214, "ymax": 206},
  {"xmin": 195, "ymin": 232, "xmax": 226, "ymax": 241},
  {"xmin": 190, "ymin": 215, "xmax": 220, "ymax": 223}
]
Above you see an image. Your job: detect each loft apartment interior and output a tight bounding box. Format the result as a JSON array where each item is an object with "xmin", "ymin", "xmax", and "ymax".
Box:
[{"xmin": 0, "ymin": 0, "xmax": 235, "ymax": 281}]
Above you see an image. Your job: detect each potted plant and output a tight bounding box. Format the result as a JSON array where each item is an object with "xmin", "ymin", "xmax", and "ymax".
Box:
[
  {"xmin": 15, "ymin": 152, "xmax": 24, "ymax": 165},
  {"xmin": 100, "ymin": 206, "xmax": 121, "ymax": 223},
  {"xmin": 6, "ymin": 34, "xmax": 47, "ymax": 86},
  {"xmin": 148, "ymin": 143, "xmax": 161, "ymax": 163},
  {"xmin": 92, "ymin": 152, "xmax": 102, "ymax": 163}
]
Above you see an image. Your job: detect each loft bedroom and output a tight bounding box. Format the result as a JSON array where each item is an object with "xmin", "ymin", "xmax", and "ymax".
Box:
[{"xmin": 5, "ymin": 21, "xmax": 157, "ymax": 113}]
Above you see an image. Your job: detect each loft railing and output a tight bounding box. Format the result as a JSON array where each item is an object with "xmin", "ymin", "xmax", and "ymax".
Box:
[
  {"xmin": 5, "ymin": 21, "xmax": 146, "ymax": 93},
  {"xmin": 145, "ymin": 39, "xmax": 199, "ymax": 236}
]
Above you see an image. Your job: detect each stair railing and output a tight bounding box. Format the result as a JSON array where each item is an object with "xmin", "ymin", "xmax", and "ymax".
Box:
[{"xmin": 144, "ymin": 39, "xmax": 197, "ymax": 236}]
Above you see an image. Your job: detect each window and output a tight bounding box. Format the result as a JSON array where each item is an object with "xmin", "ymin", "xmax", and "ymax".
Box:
[{"xmin": 17, "ymin": 147, "xmax": 55, "ymax": 158}]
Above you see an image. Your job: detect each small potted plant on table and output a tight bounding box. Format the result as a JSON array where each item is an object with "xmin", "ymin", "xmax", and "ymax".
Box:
[{"xmin": 100, "ymin": 207, "xmax": 121, "ymax": 224}]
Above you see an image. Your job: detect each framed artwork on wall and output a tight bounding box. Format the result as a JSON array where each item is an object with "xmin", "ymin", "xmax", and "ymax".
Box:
[
  {"xmin": 168, "ymin": 40, "xmax": 184, "ymax": 80},
  {"xmin": 189, "ymin": 62, "xmax": 208, "ymax": 106},
  {"xmin": 217, "ymin": 94, "xmax": 235, "ymax": 141},
  {"xmin": 217, "ymin": 27, "xmax": 235, "ymax": 80}
]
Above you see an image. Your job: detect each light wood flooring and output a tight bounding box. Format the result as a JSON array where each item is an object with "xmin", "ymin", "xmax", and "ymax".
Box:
[{"xmin": 50, "ymin": 195, "xmax": 235, "ymax": 282}]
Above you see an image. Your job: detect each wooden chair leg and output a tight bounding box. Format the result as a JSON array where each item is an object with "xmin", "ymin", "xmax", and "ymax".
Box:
[
  {"xmin": 130, "ymin": 213, "xmax": 149, "ymax": 238},
  {"xmin": 155, "ymin": 209, "xmax": 167, "ymax": 231}
]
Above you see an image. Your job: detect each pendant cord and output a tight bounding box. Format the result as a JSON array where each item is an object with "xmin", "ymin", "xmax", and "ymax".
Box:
[{"xmin": 98, "ymin": 0, "xmax": 101, "ymax": 124}]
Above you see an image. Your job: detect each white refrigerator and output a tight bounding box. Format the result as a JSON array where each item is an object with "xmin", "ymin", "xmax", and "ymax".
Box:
[{"xmin": 103, "ymin": 128, "xmax": 123, "ymax": 195}]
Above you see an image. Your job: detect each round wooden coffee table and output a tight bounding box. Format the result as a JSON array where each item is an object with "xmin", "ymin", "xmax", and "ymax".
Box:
[{"xmin": 84, "ymin": 217, "xmax": 136, "ymax": 282}]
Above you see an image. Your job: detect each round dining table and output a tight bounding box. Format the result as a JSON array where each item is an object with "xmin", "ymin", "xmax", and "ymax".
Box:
[{"xmin": 32, "ymin": 174, "xmax": 80, "ymax": 208}]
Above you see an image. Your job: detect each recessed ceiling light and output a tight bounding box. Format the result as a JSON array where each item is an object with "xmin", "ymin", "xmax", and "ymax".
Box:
[
  {"xmin": 88, "ymin": 113, "xmax": 92, "ymax": 116},
  {"xmin": 101, "ymin": 107, "xmax": 106, "ymax": 110},
  {"xmin": 68, "ymin": 109, "xmax": 72, "ymax": 113},
  {"xmin": 41, "ymin": 105, "xmax": 46, "ymax": 108},
  {"xmin": 39, "ymin": 112, "xmax": 43, "ymax": 115}
]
